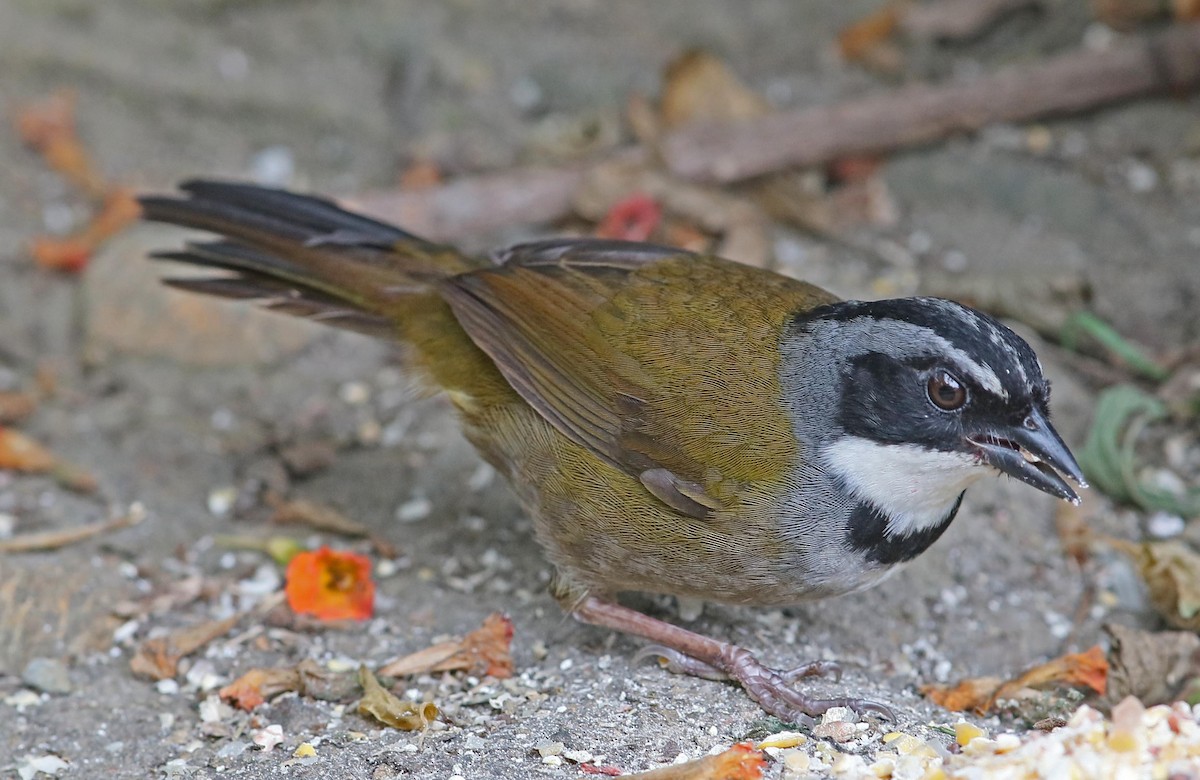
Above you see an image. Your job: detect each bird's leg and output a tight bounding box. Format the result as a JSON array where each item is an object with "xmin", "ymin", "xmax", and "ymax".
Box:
[{"xmin": 572, "ymin": 595, "xmax": 893, "ymax": 723}]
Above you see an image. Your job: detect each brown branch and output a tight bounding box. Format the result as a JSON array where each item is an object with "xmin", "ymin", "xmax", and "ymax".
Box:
[
  {"xmin": 347, "ymin": 166, "xmax": 586, "ymax": 242},
  {"xmin": 663, "ymin": 23, "xmax": 1200, "ymax": 183}
]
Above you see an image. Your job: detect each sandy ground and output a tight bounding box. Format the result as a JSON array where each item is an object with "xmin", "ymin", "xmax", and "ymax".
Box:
[{"xmin": 1, "ymin": 1, "xmax": 1198, "ymax": 778}]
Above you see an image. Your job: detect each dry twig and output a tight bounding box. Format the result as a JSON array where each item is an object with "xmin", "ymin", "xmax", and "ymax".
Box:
[{"xmin": 663, "ymin": 23, "xmax": 1200, "ymax": 182}]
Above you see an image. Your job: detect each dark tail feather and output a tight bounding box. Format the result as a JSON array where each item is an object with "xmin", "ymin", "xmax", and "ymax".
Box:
[
  {"xmin": 139, "ymin": 180, "xmax": 478, "ymax": 333},
  {"xmin": 170, "ymin": 179, "xmax": 425, "ymax": 249}
]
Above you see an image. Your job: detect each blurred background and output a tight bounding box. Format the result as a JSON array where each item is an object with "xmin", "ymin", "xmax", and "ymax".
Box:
[{"xmin": 1, "ymin": 1, "xmax": 1198, "ymax": 777}]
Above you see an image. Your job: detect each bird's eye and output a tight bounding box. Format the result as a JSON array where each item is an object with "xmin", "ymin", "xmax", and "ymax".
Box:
[{"xmin": 927, "ymin": 370, "xmax": 967, "ymax": 411}]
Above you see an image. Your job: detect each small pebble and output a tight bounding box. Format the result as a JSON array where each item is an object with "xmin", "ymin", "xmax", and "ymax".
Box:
[
  {"xmin": 5, "ymin": 689, "xmax": 43, "ymax": 710},
  {"xmin": 251, "ymin": 146, "xmax": 295, "ymax": 187},
  {"xmin": 217, "ymin": 47, "xmax": 250, "ymax": 81},
  {"xmin": 395, "ymin": 496, "xmax": 432, "ymax": 523},
  {"xmin": 1147, "ymin": 511, "xmax": 1185, "ymax": 539},
  {"xmin": 1125, "ymin": 160, "xmax": 1158, "ymax": 193},
  {"xmin": 207, "ymin": 487, "xmax": 237, "ymax": 518},
  {"xmin": 21, "ymin": 658, "xmax": 72, "ymax": 695},
  {"xmin": 339, "ymin": 381, "xmax": 371, "ymax": 405},
  {"xmin": 216, "ymin": 741, "xmax": 250, "ymax": 759}
]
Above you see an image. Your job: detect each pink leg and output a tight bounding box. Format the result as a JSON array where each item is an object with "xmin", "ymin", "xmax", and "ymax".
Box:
[{"xmin": 573, "ymin": 596, "xmax": 893, "ymax": 722}]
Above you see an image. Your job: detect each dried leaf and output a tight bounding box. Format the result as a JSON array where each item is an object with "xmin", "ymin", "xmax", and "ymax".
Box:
[
  {"xmin": 130, "ymin": 614, "xmax": 240, "ymax": 680},
  {"xmin": 923, "ymin": 647, "xmax": 1108, "ymax": 714},
  {"xmin": 921, "ymin": 676, "xmax": 1004, "ymax": 712},
  {"xmin": 278, "ymin": 440, "xmax": 337, "ymax": 477},
  {"xmin": 0, "ymin": 428, "xmax": 57, "ymax": 472},
  {"xmin": 219, "ymin": 667, "xmax": 303, "ymax": 711},
  {"xmin": 18, "ymin": 90, "xmax": 141, "ymax": 275},
  {"xmin": 30, "ymin": 188, "xmax": 141, "ymax": 274},
  {"xmin": 660, "ymin": 50, "xmax": 769, "ymax": 130},
  {"xmin": 1105, "ymin": 623, "xmax": 1200, "ymax": 706},
  {"xmin": 1110, "ymin": 538, "xmax": 1200, "ymax": 631},
  {"xmin": 15, "ymin": 90, "xmax": 105, "ymax": 196},
  {"xmin": 379, "ymin": 612, "xmax": 514, "ymax": 678},
  {"xmin": 294, "ymin": 658, "xmax": 360, "ymax": 702},
  {"xmin": 270, "ymin": 498, "xmax": 370, "ymax": 537},
  {"xmin": 622, "ymin": 742, "xmax": 765, "ymax": 779},
  {"xmin": 996, "ymin": 646, "xmax": 1108, "ymax": 700},
  {"xmin": 357, "ymin": 665, "xmax": 438, "ymax": 731},
  {"xmin": 398, "ymin": 159, "xmax": 443, "ymax": 189},
  {"xmin": 837, "ymin": 3, "xmax": 905, "ymax": 72},
  {"xmin": 1055, "ymin": 501, "xmax": 1093, "ymax": 567},
  {"xmin": 0, "ymin": 392, "xmax": 38, "ymax": 425}
]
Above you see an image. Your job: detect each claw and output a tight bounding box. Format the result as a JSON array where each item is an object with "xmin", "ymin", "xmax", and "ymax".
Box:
[
  {"xmin": 720, "ymin": 645, "xmax": 896, "ymax": 723},
  {"xmin": 783, "ymin": 660, "xmax": 842, "ymax": 683},
  {"xmin": 633, "ymin": 645, "xmax": 728, "ymax": 681}
]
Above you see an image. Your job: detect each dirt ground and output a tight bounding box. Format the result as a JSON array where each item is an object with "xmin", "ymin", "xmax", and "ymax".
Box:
[{"xmin": 1, "ymin": 1, "xmax": 1198, "ymax": 778}]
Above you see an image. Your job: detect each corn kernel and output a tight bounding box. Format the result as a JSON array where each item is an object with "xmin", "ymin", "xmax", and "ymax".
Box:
[
  {"xmin": 954, "ymin": 721, "xmax": 985, "ymax": 747},
  {"xmin": 1107, "ymin": 731, "xmax": 1138, "ymax": 752}
]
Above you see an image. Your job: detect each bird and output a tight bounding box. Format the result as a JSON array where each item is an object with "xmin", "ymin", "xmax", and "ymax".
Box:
[{"xmin": 138, "ymin": 180, "xmax": 1087, "ymax": 722}]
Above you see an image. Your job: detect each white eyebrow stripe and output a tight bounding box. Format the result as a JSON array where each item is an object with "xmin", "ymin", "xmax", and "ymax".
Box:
[
  {"xmin": 923, "ymin": 300, "xmax": 1014, "ymax": 395},
  {"xmin": 832, "ymin": 313, "xmax": 1009, "ymax": 397},
  {"xmin": 926, "ymin": 333, "xmax": 1006, "ymax": 397}
]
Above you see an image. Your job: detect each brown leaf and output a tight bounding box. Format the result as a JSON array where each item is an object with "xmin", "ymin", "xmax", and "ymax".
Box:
[
  {"xmin": 1055, "ymin": 502, "xmax": 1093, "ymax": 567},
  {"xmin": 269, "ymin": 498, "xmax": 370, "ymax": 537},
  {"xmin": 621, "ymin": 742, "xmax": 765, "ymax": 779},
  {"xmin": 294, "ymin": 658, "xmax": 360, "ymax": 702},
  {"xmin": 0, "ymin": 392, "xmax": 38, "ymax": 425},
  {"xmin": 15, "ymin": 89, "xmax": 105, "ymax": 197},
  {"xmin": 1109, "ymin": 538, "xmax": 1200, "ymax": 631},
  {"xmin": 660, "ymin": 50, "xmax": 769, "ymax": 130},
  {"xmin": 921, "ymin": 676, "xmax": 1004, "ymax": 712},
  {"xmin": 0, "ymin": 428, "xmax": 57, "ymax": 472},
  {"xmin": 0, "ymin": 427, "xmax": 98, "ymax": 494},
  {"xmin": 357, "ymin": 665, "xmax": 438, "ymax": 731},
  {"xmin": 220, "ymin": 667, "xmax": 303, "ymax": 711},
  {"xmin": 1105, "ymin": 623, "xmax": 1200, "ymax": 706},
  {"xmin": 379, "ymin": 612, "xmax": 514, "ymax": 678},
  {"xmin": 278, "ymin": 440, "xmax": 337, "ymax": 478},
  {"xmin": 837, "ymin": 3, "xmax": 906, "ymax": 73},
  {"xmin": 994, "ymin": 645, "xmax": 1108, "ymax": 701},
  {"xmin": 923, "ymin": 646, "xmax": 1108, "ymax": 714},
  {"xmin": 398, "ymin": 159, "xmax": 443, "ymax": 190},
  {"xmin": 129, "ymin": 614, "xmax": 240, "ymax": 680}
]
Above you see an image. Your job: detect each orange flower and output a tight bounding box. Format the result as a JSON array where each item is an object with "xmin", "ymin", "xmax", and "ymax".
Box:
[{"xmin": 285, "ymin": 547, "xmax": 375, "ymax": 621}]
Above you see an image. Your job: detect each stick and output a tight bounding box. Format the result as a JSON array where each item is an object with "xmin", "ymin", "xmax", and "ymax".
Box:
[
  {"xmin": 0, "ymin": 506, "xmax": 144, "ymax": 554},
  {"xmin": 663, "ymin": 23, "xmax": 1200, "ymax": 183},
  {"xmin": 348, "ymin": 166, "xmax": 587, "ymax": 242}
]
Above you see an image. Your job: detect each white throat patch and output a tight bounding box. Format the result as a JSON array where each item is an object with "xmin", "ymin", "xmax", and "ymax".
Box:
[{"xmin": 822, "ymin": 436, "xmax": 989, "ymax": 537}]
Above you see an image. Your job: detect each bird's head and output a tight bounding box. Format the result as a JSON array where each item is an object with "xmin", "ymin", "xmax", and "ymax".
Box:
[{"xmin": 782, "ymin": 297, "xmax": 1086, "ymax": 540}]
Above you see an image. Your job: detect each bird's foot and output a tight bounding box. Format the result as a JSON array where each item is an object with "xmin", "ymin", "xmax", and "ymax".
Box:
[
  {"xmin": 635, "ymin": 645, "xmax": 843, "ymax": 684},
  {"xmin": 571, "ymin": 595, "xmax": 893, "ymax": 724},
  {"xmin": 635, "ymin": 643, "xmax": 886, "ymax": 723}
]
